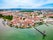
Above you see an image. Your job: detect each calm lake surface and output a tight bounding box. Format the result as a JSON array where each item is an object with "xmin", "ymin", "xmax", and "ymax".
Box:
[{"xmin": 0, "ymin": 24, "xmax": 53, "ymax": 40}]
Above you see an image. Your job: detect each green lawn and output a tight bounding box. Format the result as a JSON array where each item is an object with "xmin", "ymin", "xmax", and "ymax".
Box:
[{"xmin": 0, "ymin": 24, "xmax": 53, "ymax": 40}]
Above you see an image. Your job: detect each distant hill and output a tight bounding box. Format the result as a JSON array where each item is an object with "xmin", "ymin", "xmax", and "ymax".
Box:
[{"xmin": 0, "ymin": 8, "xmax": 53, "ymax": 11}]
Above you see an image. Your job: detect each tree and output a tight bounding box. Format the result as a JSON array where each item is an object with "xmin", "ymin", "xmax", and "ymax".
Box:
[
  {"xmin": 49, "ymin": 16, "xmax": 53, "ymax": 18},
  {"xmin": 6, "ymin": 15, "xmax": 13, "ymax": 20},
  {"xmin": 0, "ymin": 14, "xmax": 3, "ymax": 18},
  {"xmin": 2, "ymin": 15, "xmax": 13, "ymax": 20}
]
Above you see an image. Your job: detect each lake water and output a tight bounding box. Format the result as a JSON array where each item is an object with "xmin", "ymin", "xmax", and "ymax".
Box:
[{"xmin": 0, "ymin": 24, "xmax": 53, "ymax": 40}]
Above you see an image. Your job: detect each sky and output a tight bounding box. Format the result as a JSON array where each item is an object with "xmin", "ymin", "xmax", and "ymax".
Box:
[{"xmin": 0, "ymin": 0, "xmax": 53, "ymax": 9}]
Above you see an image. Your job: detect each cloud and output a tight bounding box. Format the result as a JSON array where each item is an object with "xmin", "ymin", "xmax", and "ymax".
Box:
[
  {"xmin": 0, "ymin": 0, "xmax": 53, "ymax": 9},
  {"xmin": 41, "ymin": 3, "xmax": 53, "ymax": 7}
]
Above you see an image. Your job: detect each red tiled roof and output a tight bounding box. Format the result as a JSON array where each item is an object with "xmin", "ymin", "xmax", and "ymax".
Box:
[{"xmin": 33, "ymin": 16, "xmax": 41, "ymax": 21}]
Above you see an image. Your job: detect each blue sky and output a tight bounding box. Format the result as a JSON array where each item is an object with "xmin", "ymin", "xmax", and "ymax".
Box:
[{"xmin": 0, "ymin": 0, "xmax": 53, "ymax": 9}]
